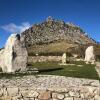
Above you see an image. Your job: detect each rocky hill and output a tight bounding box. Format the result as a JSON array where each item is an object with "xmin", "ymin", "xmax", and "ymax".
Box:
[{"xmin": 21, "ymin": 16, "xmax": 97, "ymax": 55}]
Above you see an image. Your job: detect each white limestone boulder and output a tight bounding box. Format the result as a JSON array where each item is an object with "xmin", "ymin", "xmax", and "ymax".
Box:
[
  {"xmin": 0, "ymin": 33, "xmax": 28, "ymax": 73},
  {"xmin": 85, "ymin": 46, "xmax": 95, "ymax": 64},
  {"xmin": 62, "ymin": 53, "xmax": 67, "ymax": 64}
]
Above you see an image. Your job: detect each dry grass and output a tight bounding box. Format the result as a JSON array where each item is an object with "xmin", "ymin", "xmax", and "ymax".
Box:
[{"xmin": 28, "ymin": 41, "xmax": 77, "ymax": 54}]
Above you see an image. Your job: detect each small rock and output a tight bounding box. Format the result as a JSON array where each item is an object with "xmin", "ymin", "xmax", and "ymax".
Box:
[
  {"xmin": 0, "ymin": 89, "xmax": 3, "ymax": 96},
  {"xmin": 65, "ymin": 93, "xmax": 69, "ymax": 97},
  {"xmin": 74, "ymin": 97, "xmax": 82, "ymax": 100},
  {"xmin": 7, "ymin": 87, "xmax": 19, "ymax": 96},
  {"xmin": 52, "ymin": 98, "xmax": 58, "ymax": 100},
  {"xmin": 56, "ymin": 93, "xmax": 64, "ymax": 99},
  {"xmin": 69, "ymin": 91, "xmax": 75, "ymax": 96},
  {"xmin": 95, "ymin": 95, "xmax": 100, "ymax": 100},
  {"xmin": 2, "ymin": 96, "xmax": 12, "ymax": 100},
  {"xmin": 52, "ymin": 93, "xmax": 57, "ymax": 98},
  {"xmin": 64, "ymin": 97, "xmax": 73, "ymax": 100},
  {"xmin": 38, "ymin": 91, "xmax": 51, "ymax": 100},
  {"xmin": 86, "ymin": 86, "xmax": 96, "ymax": 93},
  {"xmin": 28, "ymin": 91, "xmax": 39, "ymax": 98}
]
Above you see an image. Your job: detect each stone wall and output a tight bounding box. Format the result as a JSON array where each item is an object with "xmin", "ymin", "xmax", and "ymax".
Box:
[
  {"xmin": 0, "ymin": 75, "xmax": 100, "ymax": 100},
  {"xmin": 28, "ymin": 56, "xmax": 62, "ymax": 63}
]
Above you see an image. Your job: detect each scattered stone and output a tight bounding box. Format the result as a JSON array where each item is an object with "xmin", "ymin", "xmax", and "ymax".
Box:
[{"xmin": 77, "ymin": 65, "xmax": 83, "ymax": 67}]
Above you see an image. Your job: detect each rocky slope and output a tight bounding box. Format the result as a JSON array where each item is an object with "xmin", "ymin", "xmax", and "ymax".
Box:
[
  {"xmin": 21, "ymin": 16, "xmax": 96, "ymax": 46},
  {"xmin": 21, "ymin": 16, "xmax": 97, "ymax": 55}
]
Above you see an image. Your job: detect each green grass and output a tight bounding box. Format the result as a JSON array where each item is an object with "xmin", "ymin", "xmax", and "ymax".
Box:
[
  {"xmin": 28, "ymin": 61, "xmax": 100, "ymax": 80},
  {"xmin": 0, "ymin": 61, "xmax": 99, "ymax": 80}
]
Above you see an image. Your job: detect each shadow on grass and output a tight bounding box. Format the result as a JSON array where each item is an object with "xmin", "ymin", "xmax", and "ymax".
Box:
[
  {"xmin": 39, "ymin": 67, "xmax": 63, "ymax": 73},
  {"xmin": 0, "ymin": 67, "xmax": 63, "ymax": 79}
]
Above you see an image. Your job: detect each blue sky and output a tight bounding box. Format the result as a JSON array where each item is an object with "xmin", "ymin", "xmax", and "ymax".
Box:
[{"xmin": 0, "ymin": 0, "xmax": 100, "ymax": 48}]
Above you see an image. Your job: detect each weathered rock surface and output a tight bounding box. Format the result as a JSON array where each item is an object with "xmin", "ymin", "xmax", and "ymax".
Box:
[
  {"xmin": 0, "ymin": 75, "xmax": 99, "ymax": 100},
  {"xmin": 62, "ymin": 53, "xmax": 67, "ymax": 64},
  {"xmin": 21, "ymin": 17, "xmax": 96, "ymax": 47},
  {"xmin": 85, "ymin": 46, "xmax": 95, "ymax": 64},
  {"xmin": 0, "ymin": 33, "xmax": 28, "ymax": 73}
]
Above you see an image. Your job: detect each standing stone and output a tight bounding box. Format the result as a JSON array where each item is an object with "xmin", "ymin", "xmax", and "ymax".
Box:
[
  {"xmin": 85, "ymin": 46, "xmax": 95, "ymax": 64},
  {"xmin": 62, "ymin": 53, "xmax": 67, "ymax": 64},
  {"xmin": 0, "ymin": 33, "xmax": 28, "ymax": 73}
]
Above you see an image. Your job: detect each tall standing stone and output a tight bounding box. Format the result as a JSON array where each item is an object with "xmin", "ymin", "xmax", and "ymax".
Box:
[
  {"xmin": 62, "ymin": 53, "xmax": 67, "ymax": 64},
  {"xmin": 85, "ymin": 46, "xmax": 95, "ymax": 64},
  {"xmin": 0, "ymin": 33, "xmax": 28, "ymax": 73}
]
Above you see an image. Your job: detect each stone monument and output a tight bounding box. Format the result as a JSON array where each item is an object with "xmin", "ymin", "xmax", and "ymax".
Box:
[
  {"xmin": 0, "ymin": 33, "xmax": 28, "ymax": 73},
  {"xmin": 62, "ymin": 53, "xmax": 67, "ymax": 64},
  {"xmin": 85, "ymin": 46, "xmax": 95, "ymax": 64}
]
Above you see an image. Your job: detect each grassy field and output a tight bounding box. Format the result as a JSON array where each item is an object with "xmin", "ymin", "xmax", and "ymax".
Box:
[
  {"xmin": 28, "ymin": 61, "xmax": 100, "ymax": 80},
  {"xmin": 0, "ymin": 61, "xmax": 99, "ymax": 80}
]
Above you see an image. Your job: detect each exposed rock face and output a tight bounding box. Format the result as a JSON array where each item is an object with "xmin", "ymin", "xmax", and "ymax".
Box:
[
  {"xmin": 62, "ymin": 53, "xmax": 67, "ymax": 64},
  {"xmin": 85, "ymin": 46, "xmax": 95, "ymax": 64},
  {"xmin": 21, "ymin": 17, "xmax": 96, "ymax": 47},
  {"xmin": 0, "ymin": 33, "xmax": 28, "ymax": 73}
]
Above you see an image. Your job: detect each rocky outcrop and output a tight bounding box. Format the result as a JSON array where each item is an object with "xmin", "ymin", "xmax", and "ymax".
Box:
[
  {"xmin": 0, "ymin": 33, "xmax": 28, "ymax": 73},
  {"xmin": 21, "ymin": 17, "xmax": 96, "ymax": 47},
  {"xmin": 0, "ymin": 75, "xmax": 100, "ymax": 100},
  {"xmin": 85, "ymin": 46, "xmax": 95, "ymax": 64}
]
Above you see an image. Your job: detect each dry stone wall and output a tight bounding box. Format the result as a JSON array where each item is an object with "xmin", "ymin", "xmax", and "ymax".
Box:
[
  {"xmin": 0, "ymin": 75, "xmax": 100, "ymax": 100},
  {"xmin": 28, "ymin": 56, "xmax": 62, "ymax": 63}
]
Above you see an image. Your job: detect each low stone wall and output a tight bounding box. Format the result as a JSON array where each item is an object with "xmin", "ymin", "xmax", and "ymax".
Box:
[
  {"xmin": 0, "ymin": 75, "xmax": 100, "ymax": 100},
  {"xmin": 28, "ymin": 56, "xmax": 62, "ymax": 63}
]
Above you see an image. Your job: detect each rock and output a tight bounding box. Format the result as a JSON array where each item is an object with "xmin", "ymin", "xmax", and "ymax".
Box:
[
  {"xmin": 38, "ymin": 91, "xmax": 51, "ymax": 100},
  {"xmin": 28, "ymin": 91, "xmax": 39, "ymax": 98},
  {"xmin": 64, "ymin": 97, "xmax": 73, "ymax": 100},
  {"xmin": 52, "ymin": 93, "xmax": 57, "ymax": 98},
  {"xmin": 7, "ymin": 87, "xmax": 19, "ymax": 96},
  {"xmin": 56, "ymin": 93, "xmax": 64, "ymax": 99},
  {"xmin": 0, "ymin": 89, "xmax": 3, "ymax": 96},
  {"xmin": 0, "ymin": 33, "xmax": 28, "ymax": 73},
  {"xmin": 65, "ymin": 93, "xmax": 69, "ymax": 97},
  {"xmin": 62, "ymin": 53, "xmax": 67, "ymax": 64},
  {"xmin": 69, "ymin": 91, "xmax": 76, "ymax": 97},
  {"xmin": 74, "ymin": 98, "xmax": 82, "ymax": 100},
  {"xmin": 2, "ymin": 96, "xmax": 12, "ymax": 100},
  {"xmin": 95, "ymin": 95, "xmax": 100, "ymax": 100},
  {"xmin": 85, "ymin": 46, "xmax": 95, "ymax": 64}
]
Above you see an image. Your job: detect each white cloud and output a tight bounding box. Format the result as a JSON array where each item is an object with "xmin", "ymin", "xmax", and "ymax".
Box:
[{"xmin": 1, "ymin": 22, "xmax": 31, "ymax": 33}]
